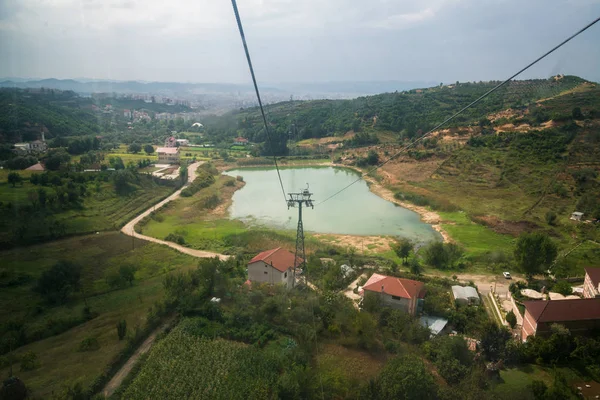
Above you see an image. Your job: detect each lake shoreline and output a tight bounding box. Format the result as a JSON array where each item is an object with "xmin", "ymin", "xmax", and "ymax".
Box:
[{"xmin": 220, "ymin": 161, "xmax": 451, "ymax": 243}]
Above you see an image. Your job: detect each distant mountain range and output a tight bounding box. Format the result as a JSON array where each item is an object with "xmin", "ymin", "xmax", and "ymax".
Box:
[{"xmin": 0, "ymin": 78, "xmax": 438, "ymax": 98}]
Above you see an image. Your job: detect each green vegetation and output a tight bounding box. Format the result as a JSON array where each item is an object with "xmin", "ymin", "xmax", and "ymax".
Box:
[
  {"xmin": 0, "ymin": 232, "xmax": 197, "ymax": 398},
  {"xmin": 0, "ymin": 170, "xmax": 175, "ymax": 247}
]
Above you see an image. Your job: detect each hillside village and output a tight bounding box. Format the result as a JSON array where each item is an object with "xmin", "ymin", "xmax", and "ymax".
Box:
[{"xmin": 0, "ymin": 76, "xmax": 599, "ymax": 399}]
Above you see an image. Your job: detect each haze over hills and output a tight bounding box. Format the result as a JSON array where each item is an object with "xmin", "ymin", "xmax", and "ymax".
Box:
[{"xmin": 0, "ymin": 78, "xmax": 439, "ymax": 112}]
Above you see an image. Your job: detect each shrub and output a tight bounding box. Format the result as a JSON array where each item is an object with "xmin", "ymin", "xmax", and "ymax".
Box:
[
  {"xmin": 553, "ymin": 281, "xmax": 573, "ymax": 296},
  {"xmin": 545, "ymin": 211, "xmax": 557, "ymax": 226},
  {"xmin": 236, "ymin": 175, "xmax": 244, "ymax": 182},
  {"xmin": 78, "ymin": 336, "xmax": 100, "ymax": 352},
  {"xmin": 506, "ymin": 310, "xmax": 517, "ymax": 328},
  {"xmin": 165, "ymin": 233, "xmax": 186, "ymax": 245},
  {"xmin": 224, "ymin": 179, "xmax": 235, "ymax": 187},
  {"xmin": 20, "ymin": 351, "xmax": 39, "ymax": 371},
  {"xmin": 117, "ymin": 320, "xmax": 127, "ymax": 340},
  {"xmin": 33, "ymin": 261, "xmax": 81, "ymax": 304}
]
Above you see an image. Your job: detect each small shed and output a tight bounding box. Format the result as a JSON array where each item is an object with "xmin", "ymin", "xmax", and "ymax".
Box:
[
  {"xmin": 452, "ymin": 285, "xmax": 480, "ymax": 305},
  {"xmin": 571, "ymin": 211, "xmax": 584, "ymax": 221},
  {"xmin": 420, "ymin": 316, "xmax": 449, "ymax": 336}
]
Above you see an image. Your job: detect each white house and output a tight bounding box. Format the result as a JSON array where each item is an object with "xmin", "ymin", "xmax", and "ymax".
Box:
[
  {"xmin": 156, "ymin": 147, "xmax": 180, "ymax": 164},
  {"xmin": 583, "ymin": 267, "xmax": 600, "ymax": 299},
  {"xmin": 247, "ymin": 247, "xmax": 301, "ymax": 289},
  {"xmin": 176, "ymin": 139, "xmax": 190, "ymax": 147}
]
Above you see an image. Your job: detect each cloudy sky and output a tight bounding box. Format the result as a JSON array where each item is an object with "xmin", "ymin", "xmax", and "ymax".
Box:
[{"xmin": 1, "ymin": 0, "xmax": 599, "ymax": 84}]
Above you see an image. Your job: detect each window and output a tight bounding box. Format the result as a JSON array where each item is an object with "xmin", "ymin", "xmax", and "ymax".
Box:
[
  {"xmin": 391, "ymin": 295, "xmax": 403, "ymax": 301},
  {"xmin": 264, "ymin": 271, "xmax": 268, "ymax": 275},
  {"xmin": 284, "ymin": 272, "xmax": 287, "ymax": 278}
]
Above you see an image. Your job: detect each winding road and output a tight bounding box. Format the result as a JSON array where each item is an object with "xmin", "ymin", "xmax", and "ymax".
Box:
[{"xmin": 121, "ymin": 161, "xmax": 229, "ymax": 260}]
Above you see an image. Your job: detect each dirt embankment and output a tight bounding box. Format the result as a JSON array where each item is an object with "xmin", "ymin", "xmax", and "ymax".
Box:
[{"xmin": 337, "ymin": 164, "xmax": 452, "ymax": 243}]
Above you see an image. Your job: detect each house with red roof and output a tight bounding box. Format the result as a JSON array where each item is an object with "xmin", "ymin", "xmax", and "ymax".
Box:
[
  {"xmin": 521, "ymin": 298, "xmax": 600, "ymax": 341},
  {"xmin": 233, "ymin": 137, "xmax": 249, "ymax": 146},
  {"xmin": 583, "ymin": 267, "xmax": 600, "ymax": 299},
  {"xmin": 360, "ymin": 273, "xmax": 425, "ymax": 316},
  {"xmin": 247, "ymin": 247, "xmax": 302, "ymax": 288}
]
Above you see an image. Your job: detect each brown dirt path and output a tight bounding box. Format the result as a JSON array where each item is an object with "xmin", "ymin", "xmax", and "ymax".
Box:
[
  {"xmin": 102, "ymin": 320, "xmax": 173, "ymax": 398},
  {"xmin": 121, "ymin": 161, "xmax": 229, "ymax": 260}
]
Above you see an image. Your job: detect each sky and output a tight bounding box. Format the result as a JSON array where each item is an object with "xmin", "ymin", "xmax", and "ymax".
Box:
[{"xmin": 0, "ymin": 0, "xmax": 599, "ymax": 84}]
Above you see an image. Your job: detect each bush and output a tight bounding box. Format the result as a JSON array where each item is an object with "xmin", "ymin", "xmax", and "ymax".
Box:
[
  {"xmin": 20, "ymin": 351, "xmax": 39, "ymax": 371},
  {"xmin": 545, "ymin": 211, "xmax": 557, "ymax": 226},
  {"xmin": 117, "ymin": 320, "xmax": 127, "ymax": 340},
  {"xmin": 236, "ymin": 175, "xmax": 244, "ymax": 182},
  {"xmin": 33, "ymin": 261, "xmax": 81, "ymax": 304},
  {"xmin": 78, "ymin": 336, "xmax": 100, "ymax": 352},
  {"xmin": 224, "ymin": 179, "xmax": 235, "ymax": 187},
  {"xmin": 165, "ymin": 233, "xmax": 186, "ymax": 245},
  {"xmin": 202, "ymin": 194, "xmax": 221, "ymax": 209},
  {"xmin": 553, "ymin": 281, "xmax": 573, "ymax": 296},
  {"xmin": 506, "ymin": 310, "xmax": 517, "ymax": 328}
]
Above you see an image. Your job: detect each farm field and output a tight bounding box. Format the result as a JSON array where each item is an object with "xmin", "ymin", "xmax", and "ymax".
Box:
[
  {"xmin": 0, "ymin": 232, "xmax": 198, "ymax": 398},
  {"xmin": 121, "ymin": 326, "xmax": 280, "ymax": 399}
]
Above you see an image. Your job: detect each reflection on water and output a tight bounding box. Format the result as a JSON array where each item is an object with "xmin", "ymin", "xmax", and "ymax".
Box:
[{"xmin": 225, "ymin": 167, "xmax": 441, "ymax": 243}]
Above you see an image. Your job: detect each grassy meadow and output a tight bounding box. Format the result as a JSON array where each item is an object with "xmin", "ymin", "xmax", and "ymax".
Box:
[{"xmin": 0, "ymin": 232, "xmax": 198, "ymax": 398}]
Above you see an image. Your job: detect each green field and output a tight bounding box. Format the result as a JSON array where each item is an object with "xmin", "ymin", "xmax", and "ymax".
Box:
[
  {"xmin": 0, "ymin": 232, "xmax": 198, "ymax": 398},
  {"xmin": 0, "ymin": 174, "xmax": 175, "ymax": 246}
]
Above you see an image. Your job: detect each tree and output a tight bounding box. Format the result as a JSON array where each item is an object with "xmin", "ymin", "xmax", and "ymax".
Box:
[
  {"xmin": 144, "ymin": 144, "xmax": 155, "ymax": 154},
  {"xmin": 409, "ymin": 257, "xmax": 422, "ymax": 276},
  {"xmin": 545, "ymin": 211, "xmax": 557, "ymax": 226},
  {"xmin": 119, "ymin": 265, "xmax": 136, "ymax": 286},
  {"xmin": 377, "ymin": 356, "xmax": 437, "ymax": 399},
  {"xmin": 423, "ymin": 241, "xmax": 448, "ymax": 269},
  {"xmin": 480, "ymin": 322, "xmax": 511, "ymax": 361},
  {"xmin": 393, "ymin": 239, "xmax": 412, "ymax": 265},
  {"xmin": 33, "ymin": 261, "xmax": 81, "ymax": 304},
  {"xmin": 43, "ymin": 148, "xmax": 71, "ymax": 171},
  {"xmin": 506, "ymin": 310, "xmax": 517, "ymax": 328},
  {"xmin": 7, "ymin": 172, "xmax": 22, "ymax": 187},
  {"xmin": 128, "ymin": 143, "xmax": 142, "ymax": 154},
  {"xmin": 366, "ymin": 150, "xmax": 379, "ymax": 166},
  {"xmin": 572, "ymin": 107, "xmax": 583, "ymax": 120},
  {"xmin": 514, "ymin": 233, "xmax": 558, "ymax": 279}
]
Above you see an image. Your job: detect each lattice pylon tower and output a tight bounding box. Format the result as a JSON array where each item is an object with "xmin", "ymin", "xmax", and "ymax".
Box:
[{"xmin": 287, "ymin": 185, "xmax": 314, "ymax": 287}]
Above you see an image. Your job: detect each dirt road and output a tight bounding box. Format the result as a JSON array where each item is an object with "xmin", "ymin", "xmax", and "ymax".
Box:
[
  {"xmin": 121, "ymin": 161, "xmax": 228, "ymax": 260},
  {"xmin": 102, "ymin": 320, "xmax": 173, "ymax": 398},
  {"xmin": 343, "ymin": 273, "xmax": 367, "ymax": 308}
]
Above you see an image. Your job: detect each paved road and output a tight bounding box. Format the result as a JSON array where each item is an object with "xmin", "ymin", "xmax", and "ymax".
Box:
[{"xmin": 121, "ymin": 161, "xmax": 228, "ymax": 260}]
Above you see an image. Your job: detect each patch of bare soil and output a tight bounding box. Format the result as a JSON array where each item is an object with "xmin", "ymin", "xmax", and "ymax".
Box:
[
  {"xmin": 471, "ymin": 215, "xmax": 538, "ymax": 237},
  {"xmin": 312, "ymin": 233, "xmax": 396, "ymax": 254},
  {"xmin": 211, "ymin": 180, "xmax": 245, "ymax": 217},
  {"xmin": 487, "ymin": 108, "xmax": 524, "ymax": 123},
  {"xmin": 380, "ymin": 157, "xmax": 447, "ymax": 183}
]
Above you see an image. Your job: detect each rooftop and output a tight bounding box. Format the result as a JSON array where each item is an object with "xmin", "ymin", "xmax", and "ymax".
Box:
[
  {"xmin": 156, "ymin": 147, "xmax": 179, "ymax": 154},
  {"xmin": 524, "ymin": 298, "xmax": 600, "ymax": 323},
  {"xmin": 585, "ymin": 267, "xmax": 600, "ymax": 287},
  {"xmin": 249, "ymin": 247, "xmax": 303, "ymax": 273},
  {"xmin": 362, "ymin": 273, "xmax": 425, "ymax": 299}
]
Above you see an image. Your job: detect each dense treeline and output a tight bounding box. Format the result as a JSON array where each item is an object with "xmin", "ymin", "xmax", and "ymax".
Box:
[
  {"xmin": 0, "ymin": 89, "xmax": 100, "ymax": 143},
  {"xmin": 201, "ymin": 76, "xmax": 588, "ymax": 147}
]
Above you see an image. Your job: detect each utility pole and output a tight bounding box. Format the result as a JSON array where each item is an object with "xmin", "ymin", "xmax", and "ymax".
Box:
[{"xmin": 287, "ymin": 185, "xmax": 314, "ymax": 288}]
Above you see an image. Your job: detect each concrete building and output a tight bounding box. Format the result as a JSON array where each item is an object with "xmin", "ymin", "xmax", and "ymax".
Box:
[
  {"xmin": 583, "ymin": 267, "xmax": 600, "ymax": 299},
  {"xmin": 176, "ymin": 139, "xmax": 190, "ymax": 147},
  {"xmin": 234, "ymin": 137, "xmax": 249, "ymax": 146},
  {"xmin": 521, "ymin": 298, "xmax": 600, "ymax": 341},
  {"xmin": 156, "ymin": 147, "xmax": 180, "ymax": 164},
  {"xmin": 360, "ymin": 273, "xmax": 425, "ymax": 316},
  {"xmin": 164, "ymin": 136, "xmax": 177, "ymax": 148},
  {"xmin": 246, "ymin": 247, "xmax": 301, "ymax": 289}
]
